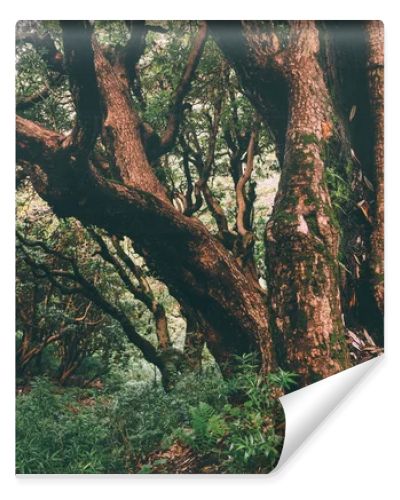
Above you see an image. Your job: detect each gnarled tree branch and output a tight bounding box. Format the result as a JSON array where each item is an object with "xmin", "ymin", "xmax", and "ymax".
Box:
[
  {"xmin": 17, "ymin": 231, "xmax": 171, "ymax": 383},
  {"xmin": 159, "ymin": 22, "xmax": 208, "ymax": 153}
]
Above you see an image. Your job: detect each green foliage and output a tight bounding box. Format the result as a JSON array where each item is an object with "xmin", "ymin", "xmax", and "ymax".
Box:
[
  {"xmin": 185, "ymin": 402, "xmax": 228, "ymax": 451},
  {"xmin": 325, "ymin": 166, "xmax": 352, "ymax": 215},
  {"xmin": 106, "ymin": 365, "xmax": 226, "ymax": 461},
  {"xmin": 16, "ymin": 357, "xmax": 294, "ymax": 474},
  {"xmin": 16, "ymin": 378, "xmax": 124, "ymax": 473},
  {"xmin": 15, "ymin": 365, "xmax": 225, "ymax": 473},
  {"xmin": 175, "ymin": 354, "xmax": 295, "ymax": 473},
  {"xmin": 15, "ymin": 21, "xmax": 289, "ymax": 475},
  {"xmin": 16, "ymin": 192, "xmax": 181, "ymax": 382}
]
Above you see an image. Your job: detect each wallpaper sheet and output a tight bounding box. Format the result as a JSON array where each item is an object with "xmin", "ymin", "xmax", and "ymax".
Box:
[{"xmin": 15, "ymin": 20, "xmax": 384, "ymax": 474}]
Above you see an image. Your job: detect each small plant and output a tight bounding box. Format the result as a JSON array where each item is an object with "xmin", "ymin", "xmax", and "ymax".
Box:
[
  {"xmin": 183, "ymin": 402, "xmax": 228, "ymax": 452},
  {"xmin": 176, "ymin": 354, "xmax": 296, "ymax": 473},
  {"xmin": 325, "ymin": 166, "xmax": 352, "ymax": 215}
]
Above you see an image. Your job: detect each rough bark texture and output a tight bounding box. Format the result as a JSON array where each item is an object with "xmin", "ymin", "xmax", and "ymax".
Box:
[
  {"xmin": 17, "ymin": 124, "xmax": 276, "ymax": 375},
  {"xmin": 365, "ymin": 21, "xmax": 384, "ymax": 316},
  {"xmin": 93, "ymin": 42, "xmax": 169, "ymax": 199},
  {"xmin": 17, "ymin": 20, "xmax": 383, "ymax": 391},
  {"xmin": 16, "ymin": 23, "xmax": 278, "ymax": 380},
  {"xmin": 212, "ymin": 21, "xmax": 351, "ymax": 386},
  {"xmin": 266, "ymin": 23, "xmax": 349, "ymax": 384},
  {"xmin": 318, "ymin": 21, "xmax": 383, "ymax": 345},
  {"xmin": 210, "ymin": 21, "xmax": 288, "ymax": 165}
]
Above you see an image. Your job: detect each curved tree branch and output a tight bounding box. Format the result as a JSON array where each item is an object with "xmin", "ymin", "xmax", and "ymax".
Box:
[
  {"xmin": 16, "ymin": 22, "xmax": 278, "ymax": 379},
  {"xmin": 16, "ymin": 85, "xmax": 51, "ymax": 112},
  {"xmin": 17, "ymin": 232, "xmax": 167, "ymax": 377},
  {"xmin": 89, "ymin": 229, "xmax": 171, "ymax": 350},
  {"xmin": 159, "ymin": 21, "xmax": 208, "ymax": 153},
  {"xmin": 60, "ymin": 21, "xmax": 102, "ymax": 153},
  {"xmin": 236, "ymin": 127, "xmax": 257, "ymax": 237}
]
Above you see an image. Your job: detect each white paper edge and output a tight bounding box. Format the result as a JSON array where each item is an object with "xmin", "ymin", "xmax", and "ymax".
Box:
[{"xmin": 276, "ymin": 355, "xmax": 383, "ymax": 470}]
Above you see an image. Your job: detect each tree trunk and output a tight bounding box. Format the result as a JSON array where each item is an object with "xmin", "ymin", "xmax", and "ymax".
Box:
[
  {"xmin": 16, "ymin": 23, "xmax": 278, "ymax": 380},
  {"xmin": 317, "ymin": 21, "xmax": 383, "ymax": 345},
  {"xmin": 365, "ymin": 21, "xmax": 384, "ymax": 316},
  {"xmin": 267, "ymin": 24, "xmax": 350, "ymax": 385},
  {"xmin": 182, "ymin": 307, "xmax": 205, "ymax": 372},
  {"xmin": 212, "ymin": 21, "xmax": 350, "ymax": 386}
]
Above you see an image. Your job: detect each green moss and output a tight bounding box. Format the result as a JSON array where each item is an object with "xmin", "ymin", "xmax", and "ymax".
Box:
[
  {"xmin": 330, "ymin": 331, "xmax": 339, "ymax": 346},
  {"xmin": 330, "ymin": 329, "xmax": 348, "ymax": 367},
  {"xmin": 303, "ymin": 185, "xmax": 321, "ymax": 209},
  {"xmin": 344, "ymin": 161, "xmax": 353, "ymax": 178},
  {"xmin": 371, "ymin": 273, "xmax": 384, "ymax": 285},
  {"xmin": 303, "ymin": 213, "xmax": 319, "ymax": 237},
  {"xmin": 314, "ymin": 241, "xmax": 325, "ymax": 254},
  {"xmin": 304, "ymin": 196, "xmax": 313, "ymax": 206},
  {"xmin": 273, "ymin": 210, "xmax": 297, "ymax": 225},
  {"xmin": 299, "ymin": 133, "xmax": 320, "ymax": 146},
  {"xmin": 287, "ymin": 147, "xmax": 310, "ymax": 166},
  {"xmin": 323, "ymin": 203, "xmax": 341, "ymax": 232},
  {"xmin": 320, "ymin": 136, "xmax": 352, "ymax": 233}
]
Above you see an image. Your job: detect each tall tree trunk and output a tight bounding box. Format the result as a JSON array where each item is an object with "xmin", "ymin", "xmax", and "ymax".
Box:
[
  {"xmin": 266, "ymin": 23, "xmax": 349, "ymax": 385},
  {"xmin": 211, "ymin": 21, "xmax": 350, "ymax": 386},
  {"xmin": 318, "ymin": 21, "xmax": 384, "ymax": 345},
  {"xmin": 365, "ymin": 21, "xmax": 384, "ymax": 317}
]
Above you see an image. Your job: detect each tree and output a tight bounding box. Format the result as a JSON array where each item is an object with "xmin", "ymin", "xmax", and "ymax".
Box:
[
  {"xmin": 365, "ymin": 21, "xmax": 384, "ymax": 317},
  {"xmin": 16, "ymin": 20, "xmax": 277, "ymax": 384},
  {"xmin": 16, "ymin": 20, "xmax": 383, "ymax": 391},
  {"xmin": 209, "ymin": 20, "xmax": 384, "ymax": 384},
  {"xmin": 16, "ymin": 207, "xmax": 121, "ymax": 383},
  {"xmin": 17, "ymin": 204, "xmax": 202, "ymax": 389}
]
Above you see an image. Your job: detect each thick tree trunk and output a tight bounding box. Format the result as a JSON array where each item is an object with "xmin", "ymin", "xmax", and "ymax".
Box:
[
  {"xmin": 266, "ymin": 23, "xmax": 350, "ymax": 385},
  {"xmin": 317, "ymin": 21, "xmax": 384, "ymax": 345},
  {"xmin": 212, "ymin": 21, "xmax": 350, "ymax": 386},
  {"xmin": 209, "ymin": 21, "xmax": 288, "ymax": 166},
  {"xmin": 16, "ymin": 23, "xmax": 278, "ymax": 380},
  {"xmin": 18, "ymin": 20, "xmax": 383, "ymax": 391},
  {"xmin": 365, "ymin": 21, "xmax": 384, "ymax": 316}
]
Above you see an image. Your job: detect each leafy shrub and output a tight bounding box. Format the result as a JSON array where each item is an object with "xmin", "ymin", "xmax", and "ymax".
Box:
[
  {"xmin": 15, "ymin": 368, "xmax": 226, "ymax": 473},
  {"xmin": 177, "ymin": 354, "xmax": 295, "ymax": 473},
  {"xmin": 16, "ymin": 358, "xmax": 295, "ymax": 474},
  {"xmin": 107, "ymin": 366, "xmax": 227, "ymax": 463},
  {"xmin": 16, "ymin": 377, "xmax": 124, "ymax": 473}
]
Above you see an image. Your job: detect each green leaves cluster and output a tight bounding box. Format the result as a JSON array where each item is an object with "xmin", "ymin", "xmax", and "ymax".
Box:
[
  {"xmin": 176, "ymin": 354, "xmax": 295, "ymax": 473},
  {"xmin": 16, "ymin": 357, "xmax": 295, "ymax": 474},
  {"xmin": 16, "ymin": 378, "xmax": 124, "ymax": 473}
]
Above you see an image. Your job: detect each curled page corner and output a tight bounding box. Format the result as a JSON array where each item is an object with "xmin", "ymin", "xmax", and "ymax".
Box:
[{"xmin": 276, "ymin": 355, "xmax": 384, "ymax": 470}]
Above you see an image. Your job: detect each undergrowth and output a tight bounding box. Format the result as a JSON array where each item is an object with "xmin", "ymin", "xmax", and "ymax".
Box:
[{"xmin": 16, "ymin": 355, "xmax": 296, "ymax": 474}]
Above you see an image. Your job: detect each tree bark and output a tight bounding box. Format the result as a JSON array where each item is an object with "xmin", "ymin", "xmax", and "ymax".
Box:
[
  {"xmin": 16, "ymin": 23, "xmax": 278, "ymax": 380},
  {"xmin": 211, "ymin": 21, "xmax": 351, "ymax": 386},
  {"xmin": 365, "ymin": 21, "xmax": 384, "ymax": 316},
  {"xmin": 316, "ymin": 21, "xmax": 383, "ymax": 345},
  {"xmin": 267, "ymin": 23, "xmax": 350, "ymax": 385}
]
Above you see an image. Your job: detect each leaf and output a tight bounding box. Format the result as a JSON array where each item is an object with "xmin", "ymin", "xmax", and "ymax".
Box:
[
  {"xmin": 357, "ymin": 200, "xmax": 373, "ymax": 223},
  {"xmin": 139, "ymin": 464, "xmax": 153, "ymax": 474},
  {"xmin": 349, "ymin": 105, "xmax": 357, "ymax": 122},
  {"xmin": 363, "ymin": 175, "xmax": 374, "ymax": 191}
]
